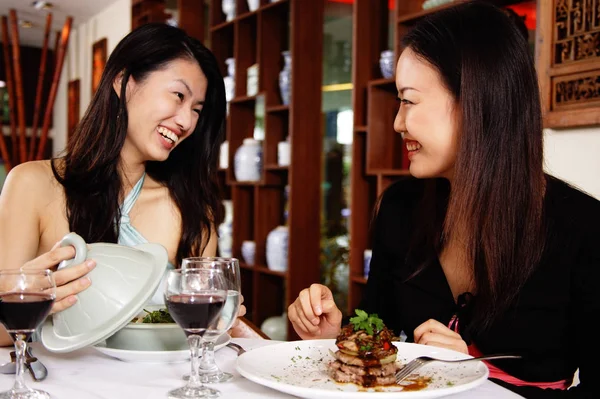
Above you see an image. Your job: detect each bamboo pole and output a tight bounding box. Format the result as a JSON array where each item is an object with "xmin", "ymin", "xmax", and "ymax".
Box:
[
  {"xmin": 0, "ymin": 107, "xmax": 11, "ymax": 172},
  {"xmin": 28, "ymin": 12, "xmax": 52, "ymax": 161},
  {"xmin": 0, "ymin": 16, "xmax": 18, "ymax": 165},
  {"xmin": 36, "ymin": 16, "xmax": 72, "ymax": 161},
  {"xmin": 8, "ymin": 10, "xmax": 27, "ymax": 164}
]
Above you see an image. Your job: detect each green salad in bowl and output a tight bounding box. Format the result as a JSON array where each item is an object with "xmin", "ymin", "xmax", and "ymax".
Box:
[{"xmin": 105, "ymin": 306, "xmax": 187, "ymax": 352}]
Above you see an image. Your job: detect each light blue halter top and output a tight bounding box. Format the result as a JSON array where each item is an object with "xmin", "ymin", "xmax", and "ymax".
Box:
[{"xmin": 119, "ymin": 173, "xmax": 174, "ymax": 305}]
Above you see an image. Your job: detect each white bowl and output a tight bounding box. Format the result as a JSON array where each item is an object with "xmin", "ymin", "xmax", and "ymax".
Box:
[
  {"xmin": 106, "ymin": 306, "xmax": 187, "ymax": 351},
  {"xmin": 106, "ymin": 323, "xmax": 188, "ymax": 351}
]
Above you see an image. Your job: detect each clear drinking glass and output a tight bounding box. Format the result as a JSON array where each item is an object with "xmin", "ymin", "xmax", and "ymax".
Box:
[
  {"xmin": 164, "ymin": 268, "xmax": 228, "ymax": 399},
  {"xmin": 181, "ymin": 257, "xmax": 241, "ymax": 383},
  {"xmin": 0, "ymin": 269, "xmax": 56, "ymax": 399}
]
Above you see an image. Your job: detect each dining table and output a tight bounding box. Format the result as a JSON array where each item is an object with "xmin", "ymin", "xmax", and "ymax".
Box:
[{"xmin": 0, "ymin": 338, "xmax": 523, "ymax": 398}]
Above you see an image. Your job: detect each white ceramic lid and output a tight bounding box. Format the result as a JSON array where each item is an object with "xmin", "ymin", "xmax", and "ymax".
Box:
[{"xmin": 41, "ymin": 235, "xmax": 169, "ymax": 353}]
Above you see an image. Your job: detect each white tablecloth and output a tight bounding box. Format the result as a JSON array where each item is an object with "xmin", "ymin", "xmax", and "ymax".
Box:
[{"xmin": 0, "ymin": 339, "xmax": 522, "ymax": 398}]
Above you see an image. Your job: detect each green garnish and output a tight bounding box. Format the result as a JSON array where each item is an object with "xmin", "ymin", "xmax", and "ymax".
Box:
[
  {"xmin": 139, "ymin": 309, "xmax": 174, "ymax": 323},
  {"xmin": 349, "ymin": 309, "xmax": 384, "ymax": 336},
  {"xmin": 359, "ymin": 344, "xmax": 373, "ymax": 352}
]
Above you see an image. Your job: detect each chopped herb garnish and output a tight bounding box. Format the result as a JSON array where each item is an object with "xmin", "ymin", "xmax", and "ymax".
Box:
[
  {"xmin": 132, "ymin": 309, "xmax": 175, "ymax": 324},
  {"xmin": 349, "ymin": 309, "xmax": 384, "ymax": 335}
]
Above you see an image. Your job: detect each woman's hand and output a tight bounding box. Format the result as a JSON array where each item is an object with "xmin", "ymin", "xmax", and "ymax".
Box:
[
  {"xmin": 20, "ymin": 242, "xmax": 96, "ymax": 314},
  {"xmin": 288, "ymin": 284, "xmax": 342, "ymax": 340},
  {"xmin": 413, "ymin": 319, "xmax": 468, "ymax": 354}
]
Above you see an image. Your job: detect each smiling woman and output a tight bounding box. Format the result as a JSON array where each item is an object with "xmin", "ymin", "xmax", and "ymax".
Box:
[{"xmin": 0, "ymin": 23, "xmax": 239, "ymax": 347}]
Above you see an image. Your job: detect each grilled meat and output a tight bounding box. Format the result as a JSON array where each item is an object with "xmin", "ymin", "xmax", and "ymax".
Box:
[{"xmin": 328, "ymin": 323, "xmax": 401, "ymax": 387}]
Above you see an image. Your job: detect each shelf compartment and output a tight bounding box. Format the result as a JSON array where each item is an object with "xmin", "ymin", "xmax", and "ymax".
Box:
[
  {"xmin": 230, "ymin": 94, "xmax": 260, "ymax": 104},
  {"xmin": 264, "ymin": 164, "xmax": 289, "ymax": 171},
  {"xmin": 231, "ymin": 185, "xmax": 255, "ymax": 260},
  {"xmin": 365, "ymin": 84, "xmax": 404, "ymax": 172},
  {"xmin": 254, "ymin": 273, "xmax": 285, "ymax": 328},
  {"xmin": 264, "ymin": 111, "xmax": 289, "ymax": 166},
  {"xmin": 266, "ymin": 104, "xmax": 290, "ymax": 113},
  {"xmin": 255, "ymin": 265, "xmax": 287, "ymax": 278},
  {"xmin": 254, "ymin": 186, "xmax": 286, "ymax": 266},
  {"xmin": 261, "ymin": 0, "xmax": 289, "ymax": 12},
  {"xmin": 211, "ymin": 23, "xmax": 234, "ymax": 77},
  {"xmin": 240, "ymin": 262, "xmax": 255, "ymax": 271},
  {"xmin": 239, "ymin": 266, "xmax": 255, "ymax": 321},
  {"xmin": 259, "ymin": 0, "xmax": 290, "ymax": 106},
  {"xmin": 353, "ymin": 125, "xmax": 367, "ymax": 133},
  {"xmin": 234, "ymin": 12, "xmax": 258, "ymax": 98}
]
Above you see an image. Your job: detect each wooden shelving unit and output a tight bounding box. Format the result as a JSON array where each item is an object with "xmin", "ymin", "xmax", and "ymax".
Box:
[
  {"xmin": 348, "ymin": 0, "xmax": 539, "ymax": 313},
  {"xmin": 131, "ymin": 0, "xmax": 206, "ymax": 42},
  {"xmin": 210, "ymin": 0, "xmax": 324, "ymax": 340}
]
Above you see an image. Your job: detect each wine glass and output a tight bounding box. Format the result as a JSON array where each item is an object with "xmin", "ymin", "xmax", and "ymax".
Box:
[
  {"xmin": 181, "ymin": 257, "xmax": 241, "ymax": 383},
  {"xmin": 164, "ymin": 268, "xmax": 227, "ymax": 399},
  {"xmin": 0, "ymin": 269, "xmax": 56, "ymax": 399}
]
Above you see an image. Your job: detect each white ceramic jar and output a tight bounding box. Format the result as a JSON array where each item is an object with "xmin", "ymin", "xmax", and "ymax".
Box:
[
  {"xmin": 222, "ymin": 0, "xmax": 236, "ymax": 21},
  {"xmin": 277, "ymin": 139, "xmax": 290, "ymax": 166},
  {"xmin": 266, "ymin": 225, "xmax": 288, "ymax": 272},
  {"xmin": 218, "ymin": 200, "xmax": 233, "ymax": 257},
  {"xmin": 247, "ymin": 0, "xmax": 260, "ymax": 12},
  {"xmin": 234, "ymin": 138, "xmax": 263, "ymax": 182},
  {"xmin": 224, "ymin": 58, "xmax": 235, "ymax": 103},
  {"xmin": 241, "ymin": 240, "xmax": 256, "ymax": 265},
  {"xmin": 219, "ymin": 140, "xmax": 229, "ymax": 169},
  {"xmin": 379, "ymin": 50, "xmax": 395, "ymax": 79}
]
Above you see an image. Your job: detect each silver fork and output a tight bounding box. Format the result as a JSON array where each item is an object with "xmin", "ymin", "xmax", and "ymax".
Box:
[
  {"xmin": 226, "ymin": 342, "xmax": 247, "ymax": 356},
  {"xmin": 395, "ymin": 354, "xmax": 522, "ymax": 384}
]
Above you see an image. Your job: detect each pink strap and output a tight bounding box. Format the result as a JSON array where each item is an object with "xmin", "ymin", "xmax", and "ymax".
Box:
[{"xmin": 448, "ymin": 316, "xmax": 569, "ymax": 390}]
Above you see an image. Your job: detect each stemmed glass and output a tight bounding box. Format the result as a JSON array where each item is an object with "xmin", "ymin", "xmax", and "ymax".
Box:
[
  {"xmin": 0, "ymin": 270, "xmax": 56, "ymax": 399},
  {"xmin": 181, "ymin": 257, "xmax": 241, "ymax": 384},
  {"xmin": 164, "ymin": 268, "xmax": 228, "ymax": 399}
]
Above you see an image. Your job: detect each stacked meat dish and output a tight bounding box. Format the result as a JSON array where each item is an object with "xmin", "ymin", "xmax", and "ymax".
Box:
[{"xmin": 328, "ymin": 323, "xmax": 401, "ymax": 387}]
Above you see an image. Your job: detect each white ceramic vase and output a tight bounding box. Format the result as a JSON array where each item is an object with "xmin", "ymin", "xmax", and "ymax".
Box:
[
  {"xmin": 219, "ymin": 140, "xmax": 229, "ymax": 169},
  {"xmin": 277, "ymin": 139, "xmax": 290, "ymax": 166},
  {"xmin": 278, "ymin": 50, "xmax": 291, "ymax": 105},
  {"xmin": 266, "ymin": 225, "xmax": 288, "ymax": 272},
  {"xmin": 234, "ymin": 138, "xmax": 263, "ymax": 182},
  {"xmin": 247, "ymin": 0, "xmax": 260, "ymax": 12},
  {"xmin": 222, "ymin": 0, "xmax": 236, "ymax": 21},
  {"xmin": 224, "ymin": 57, "xmax": 235, "ymax": 103},
  {"xmin": 241, "ymin": 240, "xmax": 256, "ymax": 265},
  {"xmin": 218, "ymin": 200, "xmax": 233, "ymax": 258},
  {"xmin": 260, "ymin": 312, "xmax": 288, "ymax": 341},
  {"xmin": 379, "ymin": 50, "xmax": 395, "ymax": 79}
]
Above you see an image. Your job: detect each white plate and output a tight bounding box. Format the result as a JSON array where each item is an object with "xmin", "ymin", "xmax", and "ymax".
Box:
[
  {"xmin": 236, "ymin": 340, "xmax": 489, "ymax": 399},
  {"xmin": 93, "ymin": 333, "xmax": 231, "ymax": 363}
]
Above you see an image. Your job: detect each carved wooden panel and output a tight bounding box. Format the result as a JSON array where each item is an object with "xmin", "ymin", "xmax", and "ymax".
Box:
[
  {"xmin": 538, "ymin": 0, "xmax": 600, "ymax": 128},
  {"xmin": 554, "ymin": 0, "xmax": 600, "ymax": 65}
]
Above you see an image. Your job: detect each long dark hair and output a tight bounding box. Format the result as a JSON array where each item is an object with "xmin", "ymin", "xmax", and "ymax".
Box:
[
  {"xmin": 401, "ymin": 1, "xmax": 545, "ymax": 330},
  {"xmin": 52, "ymin": 23, "xmax": 226, "ymax": 265}
]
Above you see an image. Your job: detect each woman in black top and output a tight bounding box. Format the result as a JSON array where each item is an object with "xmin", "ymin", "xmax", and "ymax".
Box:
[{"xmin": 287, "ymin": 2, "xmax": 599, "ymax": 397}]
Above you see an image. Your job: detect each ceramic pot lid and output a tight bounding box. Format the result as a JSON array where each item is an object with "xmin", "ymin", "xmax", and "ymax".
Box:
[{"xmin": 41, "ymin": 233, "xmax": 169, "ymax": 353}]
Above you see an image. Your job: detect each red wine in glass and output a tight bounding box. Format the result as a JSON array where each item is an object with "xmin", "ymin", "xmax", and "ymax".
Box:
[
  {"xmin": 0, "ymin": 269, "xmax": 56, "ymax": 399},
  {"xmin": 0, "ymin": 293, "xmax": 54, "ymax": 341},
  {"xmin": 166, "ymin": 294, "xmax": 225, "ymax": 336}
]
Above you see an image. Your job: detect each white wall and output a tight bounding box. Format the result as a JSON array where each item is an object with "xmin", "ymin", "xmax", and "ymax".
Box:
[
  {"xmin": 544, "ymin": 127, "xmax": 600, "ymax": 200},
  {"xmin": 52, "ymin": 0, "xmax": 131, "ymax": 156}
]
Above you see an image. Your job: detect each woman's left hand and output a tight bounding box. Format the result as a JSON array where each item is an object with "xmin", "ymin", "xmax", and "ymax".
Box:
[{"xmin": 413, "ymin": 319, "xmax": 468, "ymax": 354}]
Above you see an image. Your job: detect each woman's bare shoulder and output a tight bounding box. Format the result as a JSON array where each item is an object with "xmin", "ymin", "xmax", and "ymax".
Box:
[{"xmin": 1, "ymin": 160, "xmax": 61, "ymax": 201}]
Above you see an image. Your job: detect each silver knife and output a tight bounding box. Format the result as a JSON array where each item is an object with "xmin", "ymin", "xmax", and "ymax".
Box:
[
  {"xmin": 26, "ymin": 346, "xmax": 48, "ymax": 381},
  {"xmin": 0, "ymin": 347, "xmax": 47, "ymax": 381}
]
